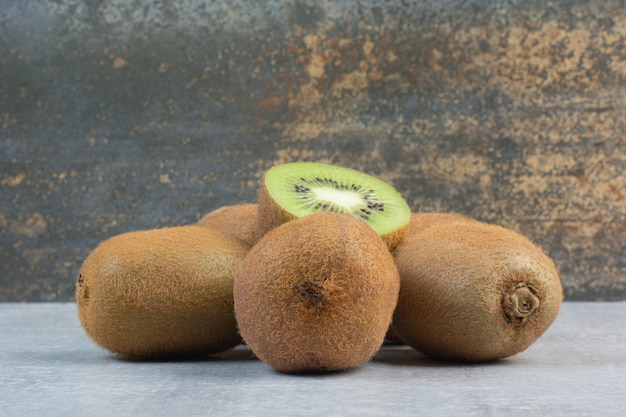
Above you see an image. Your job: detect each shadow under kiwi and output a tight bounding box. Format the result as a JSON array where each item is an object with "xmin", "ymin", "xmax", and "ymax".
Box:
[
  {"xmin": 273, "ymin": 365, "xmax": 362, "ymax": 378},
  {"xmin": 111, "ymin": 344, "xmax": 259, "ymax": 363},
  {"xmin": 372, "ymin": 345, "xmax": 515, "ymax": 368}
]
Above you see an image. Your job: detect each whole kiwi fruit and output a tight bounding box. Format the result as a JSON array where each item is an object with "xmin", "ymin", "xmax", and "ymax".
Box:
[
  {"xmin": 75, "ymin": 225, "xmax": 249, "ymax": 360},
  {"xmin": 256, "ymin": 162, "xmax": 411, "ymax": 251},
  {"xmin": 197, "ymin": 203, "xmax": 258, "ymax": 247},
  {"xmin": 234, "ymin": 212, "xmax": 400, "ymax": 373},
  {"xmin": 392, "ymin": 220, "xmax": 563, "ymax": 362}
]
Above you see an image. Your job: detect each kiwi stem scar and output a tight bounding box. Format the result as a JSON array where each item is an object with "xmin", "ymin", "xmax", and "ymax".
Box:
[
  {"xmin": 503, "ymin": 283, "xmax": 540, "ymax": 324},
  {"xmin": 292, "ymin": 279, "xmax": 327, "ymax": 317}
]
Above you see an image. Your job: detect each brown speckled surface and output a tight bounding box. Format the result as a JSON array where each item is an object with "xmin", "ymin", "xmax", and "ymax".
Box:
[{"xmin": 1, "ymin": 1, "xmax": 625, "ymax": 301}]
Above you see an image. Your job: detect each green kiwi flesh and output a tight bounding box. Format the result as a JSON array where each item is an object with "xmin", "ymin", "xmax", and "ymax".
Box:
[
  {"xmin": 234, "ymin": 212, "xmax": 401, "ymax": 373},
  {"xmin": 257, "ymin": 162, "xmax": 411, "ymax": 250},
  {"xmin": 75, "ymin": 225, "xmax": 249, "ymax": 360},
  {"xmin": 392, "ymin": 220, "xmax": 563, "ymax": 362}
]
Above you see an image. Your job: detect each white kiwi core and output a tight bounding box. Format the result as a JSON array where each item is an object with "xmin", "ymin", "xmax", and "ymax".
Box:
[{"xmin": 311, "ymin": 187, "xmax": 364, "ymax": 210}]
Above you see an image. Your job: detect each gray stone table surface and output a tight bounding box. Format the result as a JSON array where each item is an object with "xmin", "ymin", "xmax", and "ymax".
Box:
[{"xmin": 1, "ymin": 302, "xmax": 624, "ymax": 417}]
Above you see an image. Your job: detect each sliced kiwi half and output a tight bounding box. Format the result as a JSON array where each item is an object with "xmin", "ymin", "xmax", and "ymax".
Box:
[{"xmin": 256, "ymin": 162, "xmax": 411, "ymax": 250}]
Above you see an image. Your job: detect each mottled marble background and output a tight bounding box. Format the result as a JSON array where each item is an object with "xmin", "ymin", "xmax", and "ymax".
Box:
[{"xmin": 1, "ymin": 0, "xmax": 625, "ymax": 301}]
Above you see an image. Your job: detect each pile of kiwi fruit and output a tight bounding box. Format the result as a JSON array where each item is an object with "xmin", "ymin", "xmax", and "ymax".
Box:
[{"xmin": 76, "ymin": 161, "xmax": 563, "ymax": 372}]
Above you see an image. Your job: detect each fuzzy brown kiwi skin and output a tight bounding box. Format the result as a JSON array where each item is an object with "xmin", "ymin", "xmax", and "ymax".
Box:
[
  {"xmin": 256, "ymin": 180, "xmax": 408, "ymax": 251},
  {"xmin": 198, "ymin": 203, "xmax": 259, "ymax": 247},
  {"xmin": 75, "ymin": 225, "xmax": 249, "ymax": 360},
  {"xmin": 384, "ymin": 212, "xmax": 476, "ymax": 344},
  {"xmin": 403, "ymin": 212, "xmax": 476, "ymax": 240},
  {"xmin": 235, "ymin": 212, "xmax": 401, "ymax": 373},
  {"xmin": 392, "ymin": 220, "xmax": 563, "ymax": 362}
]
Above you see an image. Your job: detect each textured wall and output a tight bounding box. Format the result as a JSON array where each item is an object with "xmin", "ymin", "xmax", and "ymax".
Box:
[{"xmin": 1, "ymin": 0, "xmax": 625, "ymax": 301}]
